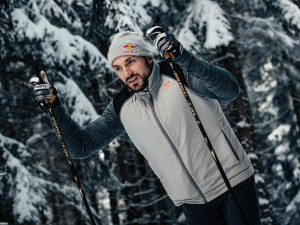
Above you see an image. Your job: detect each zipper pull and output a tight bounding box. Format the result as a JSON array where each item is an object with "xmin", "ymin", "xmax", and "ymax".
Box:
[{"xmin": 147, "ymin": 91, "xmax": 151, "ymax": 98}]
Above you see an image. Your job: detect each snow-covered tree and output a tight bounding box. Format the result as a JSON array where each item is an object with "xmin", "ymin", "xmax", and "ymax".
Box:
[{"xmin": 1, "ymin": 0, "xmax": 300, "ymax": 224}]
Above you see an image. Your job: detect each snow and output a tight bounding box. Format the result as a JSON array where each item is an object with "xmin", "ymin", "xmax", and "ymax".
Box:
[
  {"xmin": 263, "ymin": 60, "xmax": 273, "ymax": 71},
  {"xmin": 267, "ymin": 124, "xmax": 291, "ymax": 142},
  {"xmin": 254, "ymin": 174, "xmax": 265, "ymax": 184},
  {"xmin": 286, "ymin": 189, "xmax": 300, "ymax": 213},
  {"xmin": 41, "ymin": 0, "xmax": 83, "ymax": 31},
  {"xmin": 274, "ymin": 142, "xmax": 289, "ymax": 155},
  {"xmin": 1, "ymin": 132, "xmax": 91, "ymax": 223},
  {"xmin": 11, "ymin": 6, "xmax": 110, "ymax": 73},
  {"xmin": 275, "ymin": 164, "xmax": 284, "ymax": 177},
  {"xmin": 97, "ymin": 188, "xmax": 111, "ymax": 211},
  {"xmin": 258, "ymin": 92, "xmax": 277, "ymax": 114},
  {"xmin": 105, "ymin": 1, "xmax": 143, "ymax": 33},
  {"xmin": 237, "ymin": 15, "xmax": 299, "ymax": 48},
  {"xmin": 277, "ymin": 0, "xmax": 300, "ymax": 30},
  {"xmin": 253, "ymin": 59, "xmax": 277, "ymax": 93},
  {"xmin": 293, "ymin": 167, "xmax": 300, "ymax": 181},
  {"xmin": 259, "ymin": 197, "xmax": 270, "ymax": 206},
  {"xmin": 236, "ymin": 119, "xmax": 250, "ymax": 128},
  {"xmin": 0, "ymin": 172, "xmax": 7, "ymax": 177},
  {"xmin": 54, "ymin": 77, "xmax": 99, "ymax": 127},
  {"xmin": 104, "ymin": 0, "xmax": 169, "ymax": 30},
  {"xmin": 98, "ymin": 150, "xmax": 105, "ymax": 161},
  {"xmin": 130, "ymin": 0, "xmax": 169, "ymax": 27},
  {"xmin": 285, "ymin": 181, "xmax": 292, "ymax": 190},
  {"xmin": 253, "ymin": 79, "xmax": 277, "ymax": 92},
  {"xmin": 248, "ymin": 153, "xmax": 259, "ymax": 160},
  {"xmin": 126, "ymin": 0, "xmax": 152, "ymax": 28},
  {"xmin": 0, "ymin": 134, "xmax": 51, "ymax": 223},
  {"xmin": 147, "ymin": 0, "xmax": 168, "ymax": 11},
  {"xmin": 0, "ymin": 134, "xmax": 22, "ymax": 147},
  {"xmin": 26, "ymin": 133, "xmax": 43, "ymax": 146},
  {"xmin": 176, "ymin": 0, "xmax": 234, "ymax": 50}
]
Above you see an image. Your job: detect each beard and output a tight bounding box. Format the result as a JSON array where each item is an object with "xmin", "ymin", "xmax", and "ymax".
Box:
[{"xmin": 126, "ymin": 74, "xmax": 149, "ymax": 92}]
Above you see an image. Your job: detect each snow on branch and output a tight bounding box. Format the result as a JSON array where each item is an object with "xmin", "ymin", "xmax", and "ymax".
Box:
[
  {"xmin": 276, "ymin": 0, "xmax": 300, "ymax": 30},
  {"xmin": 40, "ymin": 0, "xmax": 84, "ymax": 32},
  {"xmin": 0, "ymin": 134, "xmax": 51, "ymax": 223},
  {"xmin": 0, "ymin": 133, "xmax": 92, "ymax": 223},
  {"xmin": 235, "ymin": 15, "xmax": 299, "ymax": 48},
  {"xmin": 11, "ymin": 5, "xmax": 110, "ymax": 74},
  {"xmin": 286, "ymin": 189, "xmax": 300, "ymax": 213},
  {"xmin": 104, "ymin": 0, "xmax": 143, "ymax": 33},
  {"xmin": 267, "ymin": 124, "xmax": 291, "ymax": 142},
  {"xmin": 176, "ymin": 0, "xmax": 233, "ymax": 50},
  {"xmin": 54, "ymin": 76, "xmax": 99, "ymax": 127}
]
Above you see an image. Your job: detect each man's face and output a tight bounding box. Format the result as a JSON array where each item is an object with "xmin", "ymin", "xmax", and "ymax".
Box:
[{"xmin": 112, "ymin": 56, "xmax": 153, "ymax": 92}]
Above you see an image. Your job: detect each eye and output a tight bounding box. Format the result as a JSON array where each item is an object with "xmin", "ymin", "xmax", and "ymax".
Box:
[
  {"xmin": 128, "ymin": 59, "xmax": 135, "ymax": 64},
  {"xmin": 114, "ymin": 66, "xmax": 120, "ymax": 72}
]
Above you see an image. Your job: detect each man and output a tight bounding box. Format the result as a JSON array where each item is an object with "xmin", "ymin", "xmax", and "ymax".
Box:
[{"xmin": 32, "ymin": 27, "xmax": 261, "ymax": 225}]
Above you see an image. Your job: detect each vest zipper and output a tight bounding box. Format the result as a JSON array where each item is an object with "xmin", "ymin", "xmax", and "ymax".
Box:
[{"xmin": 147, "ymin": 92, "xmax": 207, "ymax": 202}]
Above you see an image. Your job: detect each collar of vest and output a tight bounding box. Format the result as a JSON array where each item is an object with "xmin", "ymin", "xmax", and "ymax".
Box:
[{"xmin": 137, "ymin": 60, "xmax": 161, "ymax": 98}]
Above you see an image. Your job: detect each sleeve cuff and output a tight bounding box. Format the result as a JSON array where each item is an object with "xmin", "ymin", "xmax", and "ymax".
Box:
[{"xmin": 51, "ymin": 96, "xmax": 61, "ymax": 108}]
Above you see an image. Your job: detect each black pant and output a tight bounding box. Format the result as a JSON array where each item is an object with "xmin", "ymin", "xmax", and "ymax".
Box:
[{"xmin": 182, "ymin": 175, "xmax": 261, "ymax": 225}]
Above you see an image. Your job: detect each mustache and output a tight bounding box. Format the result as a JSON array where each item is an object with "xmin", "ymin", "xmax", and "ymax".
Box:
[{"xmin": 126, "ymin": 74, "xmax": 140, "ymax": 83}]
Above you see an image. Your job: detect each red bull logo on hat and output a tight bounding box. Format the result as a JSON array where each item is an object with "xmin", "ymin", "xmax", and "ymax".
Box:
[{"xmin": 122, "ymin": 44, "xmax": 138, "ymax": 54}]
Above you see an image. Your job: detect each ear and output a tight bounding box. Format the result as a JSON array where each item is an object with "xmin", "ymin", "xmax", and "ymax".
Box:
[{"xmin": 146, "ymin": 57, "xmax": 153, "ymax": 65}]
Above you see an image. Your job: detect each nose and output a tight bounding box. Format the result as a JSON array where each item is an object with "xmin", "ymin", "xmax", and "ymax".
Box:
[{"xmin": 123, "ymin": 67, "xmax": 133, "ymax": 78}]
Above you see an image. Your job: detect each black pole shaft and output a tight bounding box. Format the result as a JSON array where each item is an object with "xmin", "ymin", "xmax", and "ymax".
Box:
[
  {"xmin": 48, "ymin": 107, "xmax": 99, "ymax": 225},
  {"xmin": 166, "ymin": 58, "xmax": 250, "ymax": 225}
]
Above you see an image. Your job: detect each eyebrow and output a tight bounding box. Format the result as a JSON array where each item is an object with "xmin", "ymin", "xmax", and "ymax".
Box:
[
  {"xmin": 113, "ymin": 57, "xmax": 135, "ymax": 68},
  {"xmin": 125, "ymin": 57, "xmax": 134, "ymax": 63}
]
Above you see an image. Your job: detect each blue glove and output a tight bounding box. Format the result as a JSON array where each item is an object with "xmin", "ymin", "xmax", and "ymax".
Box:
[{"xmin": 146, "ymin": 26, "xmax": 183, "ymax": 59}]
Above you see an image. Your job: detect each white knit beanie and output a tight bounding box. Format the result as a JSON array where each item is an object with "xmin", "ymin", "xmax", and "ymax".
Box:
[{"xmin": 107, "ymin": 31, "xmax": 153, "ymax": 65}]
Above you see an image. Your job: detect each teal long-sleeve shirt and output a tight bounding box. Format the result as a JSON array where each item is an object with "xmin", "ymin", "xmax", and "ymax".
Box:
[{"xmin": 51, "ymin": 48, "xmax": 240, "ymax": 159}]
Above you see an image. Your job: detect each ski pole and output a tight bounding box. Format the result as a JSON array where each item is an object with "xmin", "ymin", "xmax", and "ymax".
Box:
[
  {"xmin": 146, "ymin": 18, "xmax": 250, "ymax": 225},
  {"xmin": 30, "ymin": 70, "xmax": 99, "ymax": 225}
]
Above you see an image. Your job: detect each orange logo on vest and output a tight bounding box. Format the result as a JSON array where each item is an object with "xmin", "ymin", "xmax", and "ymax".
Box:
[{"xmin": 162, "ymin": 81, "xmax": 171, "ymax": 91}]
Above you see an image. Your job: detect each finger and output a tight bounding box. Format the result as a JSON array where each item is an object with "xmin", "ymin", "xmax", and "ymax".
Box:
[
  {"xmin": 36, "ymin": 95, "xmax": 51, "ymax": 102},
  {"xmin": 146, "ymin": 26, "xmax": 165, "ymax": 36},
  {"xmin": 154, "ymin": 33, "xmax": 167, "ymax": 48},
  {"xmin": 34, "ymin": 83, "xmax": 51, "ymax": 91},
  {"xmin": 40, "ymin": 71, "xmax": 52, "ymax": 86},
  {"xmin": 157, "ymin": 38, "xmax": 170, "ymax": 54},
  {"xmin": 160, "ymin": 42, "xmax": 171, "ymax": 57},
  {"xmin": 146, "ymin": 26, "xmax": 164, "ymax": 42},
  {"xmin": 35, "ymin": 89, "xmax": 52, "ymax": 96}
]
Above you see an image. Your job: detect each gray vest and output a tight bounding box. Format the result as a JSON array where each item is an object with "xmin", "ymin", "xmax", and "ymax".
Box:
[{"xmin": 114, "ymin": 61, "xmax": 254, "ymax": 206}]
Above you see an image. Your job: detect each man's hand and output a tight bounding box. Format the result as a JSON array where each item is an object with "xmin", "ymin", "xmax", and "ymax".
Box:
[
  {"xmin": 146, "ymin": 26, "xmax": 183, "ymax": 59},
  {"xmin": 30, "ymin": 71, "xmax": 57, "ymax": 106}
]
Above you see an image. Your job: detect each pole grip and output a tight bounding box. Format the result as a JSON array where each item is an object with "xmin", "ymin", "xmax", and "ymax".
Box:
[{"xmin": 164, "ymin": 51, "xmax": 175, "ymax": 59}]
